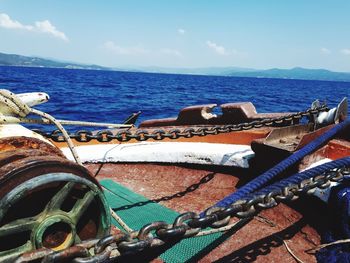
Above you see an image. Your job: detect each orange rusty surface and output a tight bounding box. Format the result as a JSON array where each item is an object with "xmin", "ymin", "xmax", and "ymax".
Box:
[
  {"xmin": 300, "ymin": 139, "xmax": 350, "ymax": 170},
  {"xmin": 0, "ymin": 136, "xmax": 64, "ymax": 158},
  {"xmin": 85, "ymin": 162, "xmax": 322, "ymax": 262},
  {"xmin": 0, "ymin": 149, "xmax": 99, "ymax": 198},
  {"xmin": 326, "ymin": 139, "xmax": 350, "ymax": 160}
]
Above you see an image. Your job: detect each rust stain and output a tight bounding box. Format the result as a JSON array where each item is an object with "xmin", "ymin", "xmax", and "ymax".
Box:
[
  {"xmin": 0, "ymin": 136, "xmax": 64, "ymax": 158},
  {"xmin": 85, "ymin": 162, "xmax": 323, "ymax": 262},
  {"xmin": 326, "ymin": 139, "xmax": 350, "ymax": 160},
  {"xmin": 0, "ymin": 148, "xmax": 99, "ymax": 198}
]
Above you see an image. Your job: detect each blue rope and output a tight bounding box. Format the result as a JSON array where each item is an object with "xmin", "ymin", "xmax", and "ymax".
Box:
[
  {"xmin": 316, "ymin": 181, "xmax": 350, "ymax": 263},
  {"xmin": 242, "ymin": 157, "xmax": 350, "ymax": 200},
  {"xmin": 239, "ymin": 157, "xmax": 350, "ymax": 263},
  {"xmin": 212, "ymin": 119, "xmax": 350, "ymax": 209}
]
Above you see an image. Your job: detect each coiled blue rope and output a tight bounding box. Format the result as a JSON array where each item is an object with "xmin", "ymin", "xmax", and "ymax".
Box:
[{"xmin": 212, "ymin": 119, "xmax": 350, "ymax": 209}]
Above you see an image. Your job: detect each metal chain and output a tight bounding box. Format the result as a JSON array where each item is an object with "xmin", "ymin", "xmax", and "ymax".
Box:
[
  {"xmin": 32, "ymin": 105, "xmax": 329, "ymax": 143},
  {"xmin": 15, "ymin": 165, "xmax": 350, "ymax": 263}
]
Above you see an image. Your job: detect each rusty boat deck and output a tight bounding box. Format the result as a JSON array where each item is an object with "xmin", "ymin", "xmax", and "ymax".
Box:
[
  {"xmin": 0, "ymin": 93, "xmax": 349, "ymax": 263},
  {"xmin": 81, "ymin": 135, "xmax": 349, "ymax": 262}
]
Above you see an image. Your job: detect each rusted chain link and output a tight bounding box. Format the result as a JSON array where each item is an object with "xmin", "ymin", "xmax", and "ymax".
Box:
[
  {"xmin": 32, "ymin": 105, "xmax": 329, "ymax": 143},
  {"xmin": 15, "ymin": 166, "xmax": 349, "ymax": 263}
]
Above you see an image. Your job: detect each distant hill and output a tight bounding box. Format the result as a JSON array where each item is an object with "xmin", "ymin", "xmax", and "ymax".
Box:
[
  {"xmin": 1, "ymin": 52, "xmax": 350, "ymax": 82},
  {"xmin": 228, "ymin": 67, "xmax": 350, "ymax": 82},
  {"xmin": 119, "ymin": 66, "xmax": 350, "ymax": 82},
  {"xmin": 121, "ymin": 66, "xmax": 257, "ymax": 76},
  {"xmin": 0, "ymin": 52, "xmax": 108, "ymax": 70}
]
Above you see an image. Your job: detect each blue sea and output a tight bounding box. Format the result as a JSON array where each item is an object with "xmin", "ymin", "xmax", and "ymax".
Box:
[{"xmin": 0, "ymin": 66, "xmax": 349, "ymax": 130}]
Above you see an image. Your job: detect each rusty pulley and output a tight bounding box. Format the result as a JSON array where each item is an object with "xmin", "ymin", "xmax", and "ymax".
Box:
[{"xmin": 0, "ymin": 146, "xmax": 111, "ymax": 262}]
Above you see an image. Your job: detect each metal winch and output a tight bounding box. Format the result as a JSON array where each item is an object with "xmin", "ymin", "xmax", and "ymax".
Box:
[{"xmin": 0, "ymin": 92, "xmax": 111, "ymax": 262}]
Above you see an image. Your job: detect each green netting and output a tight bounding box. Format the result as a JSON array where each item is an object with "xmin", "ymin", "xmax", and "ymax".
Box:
[{"xmin": 100, "ymin": 179, "xmax": 224, "ymax": 263}]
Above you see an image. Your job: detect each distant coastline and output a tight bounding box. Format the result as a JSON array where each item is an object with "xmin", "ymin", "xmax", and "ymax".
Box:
[{"xmin": 1, "ymin": 52, "xmax": 350, "ymax": 82}]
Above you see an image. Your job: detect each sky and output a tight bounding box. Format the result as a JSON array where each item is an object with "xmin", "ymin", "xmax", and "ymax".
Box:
[{"xmin": 1, "ymin": 0, "xmax": 350, "ymax": 71}]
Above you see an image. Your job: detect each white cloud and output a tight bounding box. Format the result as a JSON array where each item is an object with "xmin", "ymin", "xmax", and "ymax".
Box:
[
  {"xmin": 0, "ymin": 13, "xmax": 68, "ymax": 41},
  {"xmin": 178, "ymin": 28, "xmax": 185, "ymax": 35},
  {"xmin": 160, "ymin": 48, "xmax": 183, "ymax": 57},
  {"xmin": 103, "ymin": 41, "xmax": 149, "ymax": 55},
  {"xmin": 320, "ymin": 47, "xmax": 331, "ymax": 54},
  {"xmin": 341, "ymin": 49, "xmax": 350, "ymax": 55},
  {"xmin": 0, "ymin": 13, "xmax": 33, "ymax": 30},
  {"xmin": 35, "ymin": 20, "xmax": 68, "ymax": 42},
  {"xmin": 206, "ymin": 40, "xmax": 233, "ymax": 55}
]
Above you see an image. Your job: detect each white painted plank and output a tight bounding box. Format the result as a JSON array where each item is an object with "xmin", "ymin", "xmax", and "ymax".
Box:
[{"xmin": 61, "ymin": 142, "xmax": 254, "ymax": 168}]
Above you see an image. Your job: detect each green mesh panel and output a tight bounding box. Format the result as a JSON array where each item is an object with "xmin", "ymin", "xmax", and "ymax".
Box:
[{"xmin": 100, "ymin": 179, "xmax": 224, "ymax": 262}]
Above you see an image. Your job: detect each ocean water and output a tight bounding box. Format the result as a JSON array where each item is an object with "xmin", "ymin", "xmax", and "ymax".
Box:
[{"xmin": 0, "ymin": 66, "xmax": 349, "ymax": 130}]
